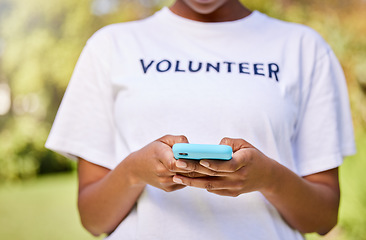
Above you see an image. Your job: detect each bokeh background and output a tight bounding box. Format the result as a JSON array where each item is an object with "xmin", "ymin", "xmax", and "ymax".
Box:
[{"xmin": 0, "ymin": 0, "xmax": 365, "ymax": 239}]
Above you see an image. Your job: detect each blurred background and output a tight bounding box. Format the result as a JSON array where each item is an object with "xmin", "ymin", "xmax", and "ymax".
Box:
[{"xmin": 0, "ymin": 0, "xmax": 365, "ymax": 239}]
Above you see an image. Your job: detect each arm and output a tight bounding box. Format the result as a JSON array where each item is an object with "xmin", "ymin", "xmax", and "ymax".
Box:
[
  {"xmin": 77, "ymin": 135, "xmax": 191, "ymax": 236},
  {"xmin": 262, "ymin": 161, "xmax": 339, "ymax": 235},
  {"xmin": 172, "ymin": 138, "xmax": 340, "ymax": 235}
]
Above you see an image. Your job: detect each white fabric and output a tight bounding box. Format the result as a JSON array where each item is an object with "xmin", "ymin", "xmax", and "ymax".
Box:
[{"xmin": 46, "ymin": 7, "xmax": 356, "ymax": 240}]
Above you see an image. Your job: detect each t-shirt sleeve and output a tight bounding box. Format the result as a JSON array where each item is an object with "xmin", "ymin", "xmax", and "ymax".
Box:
[
  {"xmin": 45, "ymin": 33, "xmax": 119, "ymax": 170},
  {"xmin": 293, "ymin": 46, "xmax": 356, "ymax": 176}
]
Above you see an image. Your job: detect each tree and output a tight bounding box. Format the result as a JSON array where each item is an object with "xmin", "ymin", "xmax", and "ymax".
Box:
[{"xmin": 0, "ymin": 0, "xmax": 166, "ymax": 180}]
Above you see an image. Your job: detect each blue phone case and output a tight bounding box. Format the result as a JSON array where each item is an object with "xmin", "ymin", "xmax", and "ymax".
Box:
[{"xmin": 172, "ymin": 143, "xmax": 232, "ymax": 160}]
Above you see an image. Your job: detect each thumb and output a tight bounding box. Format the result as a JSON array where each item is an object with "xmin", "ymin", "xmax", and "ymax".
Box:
[
  {"xmin": 220, "ymin": 137, "xmax": 254, "ymax": 152},
  {"xmin": 157, "ymin": 134, "xmax": 189, "ymax": 148}
]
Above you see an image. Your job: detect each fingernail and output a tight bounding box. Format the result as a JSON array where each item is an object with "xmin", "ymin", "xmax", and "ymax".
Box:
[
  {"xmin": 200, "ymin": 161, "xmax": 209, "ymax": 168},
  {"xmin": 176, "ymin": 161, "xmax": 187, "ymax": 169},
  {"xmin": 173, "ymin": 177, "xmax": 183, "ymax": 184}
]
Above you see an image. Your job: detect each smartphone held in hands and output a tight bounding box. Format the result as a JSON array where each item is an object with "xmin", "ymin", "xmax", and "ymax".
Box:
[{"xmin": 173, "ymin": 143, "xmax": 233, "ymax": 160}]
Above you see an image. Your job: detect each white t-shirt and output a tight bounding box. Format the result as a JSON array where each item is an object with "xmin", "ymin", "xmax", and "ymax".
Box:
[{"xmin": 46, "ymin": 7, "xmax": 356, "ymax": 240}]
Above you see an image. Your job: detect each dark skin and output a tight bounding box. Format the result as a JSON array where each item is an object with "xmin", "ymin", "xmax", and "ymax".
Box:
[
  {"xmin": 170, "ymin": 0, "xmax": 252, "ymax": 22},
  {"xmin": 77, "ymin": 0, "xmax": 340, "ymax": 236},
  {"xmin": 78, "ymin": 136, "xmax": 340, "ymax": 236}
]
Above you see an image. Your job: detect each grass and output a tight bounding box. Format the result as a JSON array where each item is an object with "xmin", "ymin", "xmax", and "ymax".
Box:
[
  {"xmin": 0, "ymin": 129, "xmax": 365, "ymax": 239},
  {"xmin": 0, "ymin": 172, "xmax": 103, "ymax": 240},
  {"xmin": 337, "ymin": 128, "xmax": 366, "ymax": 240},
  {"xmin": 306, "ymin": 128, "xmax": 366, "ymax": 240}
]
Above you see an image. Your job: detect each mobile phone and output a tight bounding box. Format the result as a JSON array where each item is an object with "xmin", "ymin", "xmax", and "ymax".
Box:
[{"xmin": 172, "ymin": 143, "xmax": 232, "ymax": 160}]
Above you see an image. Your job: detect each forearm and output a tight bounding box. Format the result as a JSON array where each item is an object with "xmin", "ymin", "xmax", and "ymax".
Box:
[
  {"xmin": 262, "ymin": 161, "xmax": 340, "ymax": 235},
  {"xmin": 78, "ymin": 155, "xmax": 145, "ymax": 236},
  {"xmin": 77, "ymin": 135, "xmax": 189, "ymax": 236},
  {"xmin": 172, "ymin": 138, "xmax": 341, "ymax": 235}
]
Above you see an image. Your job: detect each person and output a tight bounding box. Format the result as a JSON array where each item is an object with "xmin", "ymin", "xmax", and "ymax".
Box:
[{"xmin": 45, "ymin": 0, "xmax": 356, "ymax": 239}]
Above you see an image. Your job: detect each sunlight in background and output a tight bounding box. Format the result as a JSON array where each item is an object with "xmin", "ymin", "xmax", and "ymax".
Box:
[
  {"xmin": 12, "ymin": 93, "xmax": 41, "ymax": 115},
  {"xmin": 91, "ymin": 0, "xmax": 161, "ymax": 15},
  {"xmin": 138, "ymin": 0, "xmax": 162, "ymax": 7},
  {"xmin": 0, "ymin": 38, "xmax": 4, "ymax": 56},
  {"xmin": 0, "ymin": 38, "xmax": 9, "ymax": 115},
  {"xmin": 0, "ymin": 83, "xmax": 11, "ymax": 115},
  {"xmin": 91, "ymin": 0, "xmax": 120, "ymax": 15},
  {"xmin": 0, "ymin": 0, "xmax": 365, "ymax": 239}
]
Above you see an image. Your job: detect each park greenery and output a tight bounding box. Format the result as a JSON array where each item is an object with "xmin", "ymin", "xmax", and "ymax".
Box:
[{"xmin": 0, "ymin": 0, "xmax": 365, "ymax": 239}]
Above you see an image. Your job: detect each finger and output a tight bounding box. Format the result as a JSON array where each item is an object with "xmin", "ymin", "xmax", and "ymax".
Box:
[
  {"xmin": 154, "ymin": 141, "xmax": 191, "ymax": 173},
  {"xmin": 178, "ymin": 172, "xmax": 211, "ymax": 178},
  {"xmin": 157, "ymin": 134, "xmax": 189, "ymax": 147},
  {"xmin": 220, "ymin": 137, "xmax": 254, "ymax": 152},
  {"xmin": 199, "ymin": 149, "xmax": 251, "ymax": 173},
  {"xmin": 175, "ymin": 159, "xmax": 230, "ymax": 176},
  {"xmin": 172, "ymin": 175, "xmax": 235, "ymax": 191},
  {"xmin": 167, "ymin": 184, "xmax": 186, "ymax": 191},
  {"xmin": 155, "ymin": 163, "xmax": 179, "ymax": 177},
  {"xmin": 207, "ymin": 189, "xmax": 241, "ymax": 197},
  {"xmin": 161, "ymin": 183, "xmax": 187, "ymax": 192},
  {"xmin": 155, "ymin": 135, "xmax": 189, "ymax": 172},
  {"xmin": 161, "ymin": 154, "xmax": 208, "ymax": 174},
  {"xmin": 159, "ymin": 176, "xmax": 186, "ymax": 192}
]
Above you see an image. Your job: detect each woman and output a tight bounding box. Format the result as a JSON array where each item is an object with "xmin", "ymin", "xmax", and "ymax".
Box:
[{"xmin": 46, "ymin": 0, "xmax": 356, "ymax": 239}]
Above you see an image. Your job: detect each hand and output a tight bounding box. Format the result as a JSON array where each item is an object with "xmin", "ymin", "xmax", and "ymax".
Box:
[
  {"xmin": 172, "ymin": 138, "xmax": 275, "ymax": 197},
  {"xmin": 125, "ymin": 135, "xmax": 204, "ymax": 192}
]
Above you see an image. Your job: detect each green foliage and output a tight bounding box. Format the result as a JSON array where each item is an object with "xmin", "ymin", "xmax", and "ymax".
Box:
[
  {"xmin": 0, "ymin": 0, "xmax": 365, "ymax": 238},
  {"xmin": 0, "ymin": 115, "xmax": 73, "ymax": 181},
  {"xmin": 337, "ymin": 130, "xmax": 366, "ymax": 240},
  {"xmin": 0, "ymin": 0, "xmax": 166, "ymax": 181},
  {"xmin": 0, "ymin": 0, "xmax": 103, "ymax": 181},
  {"xmin": 306, "ymin": 130, "xmax": 366, "ymax": 240}
]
